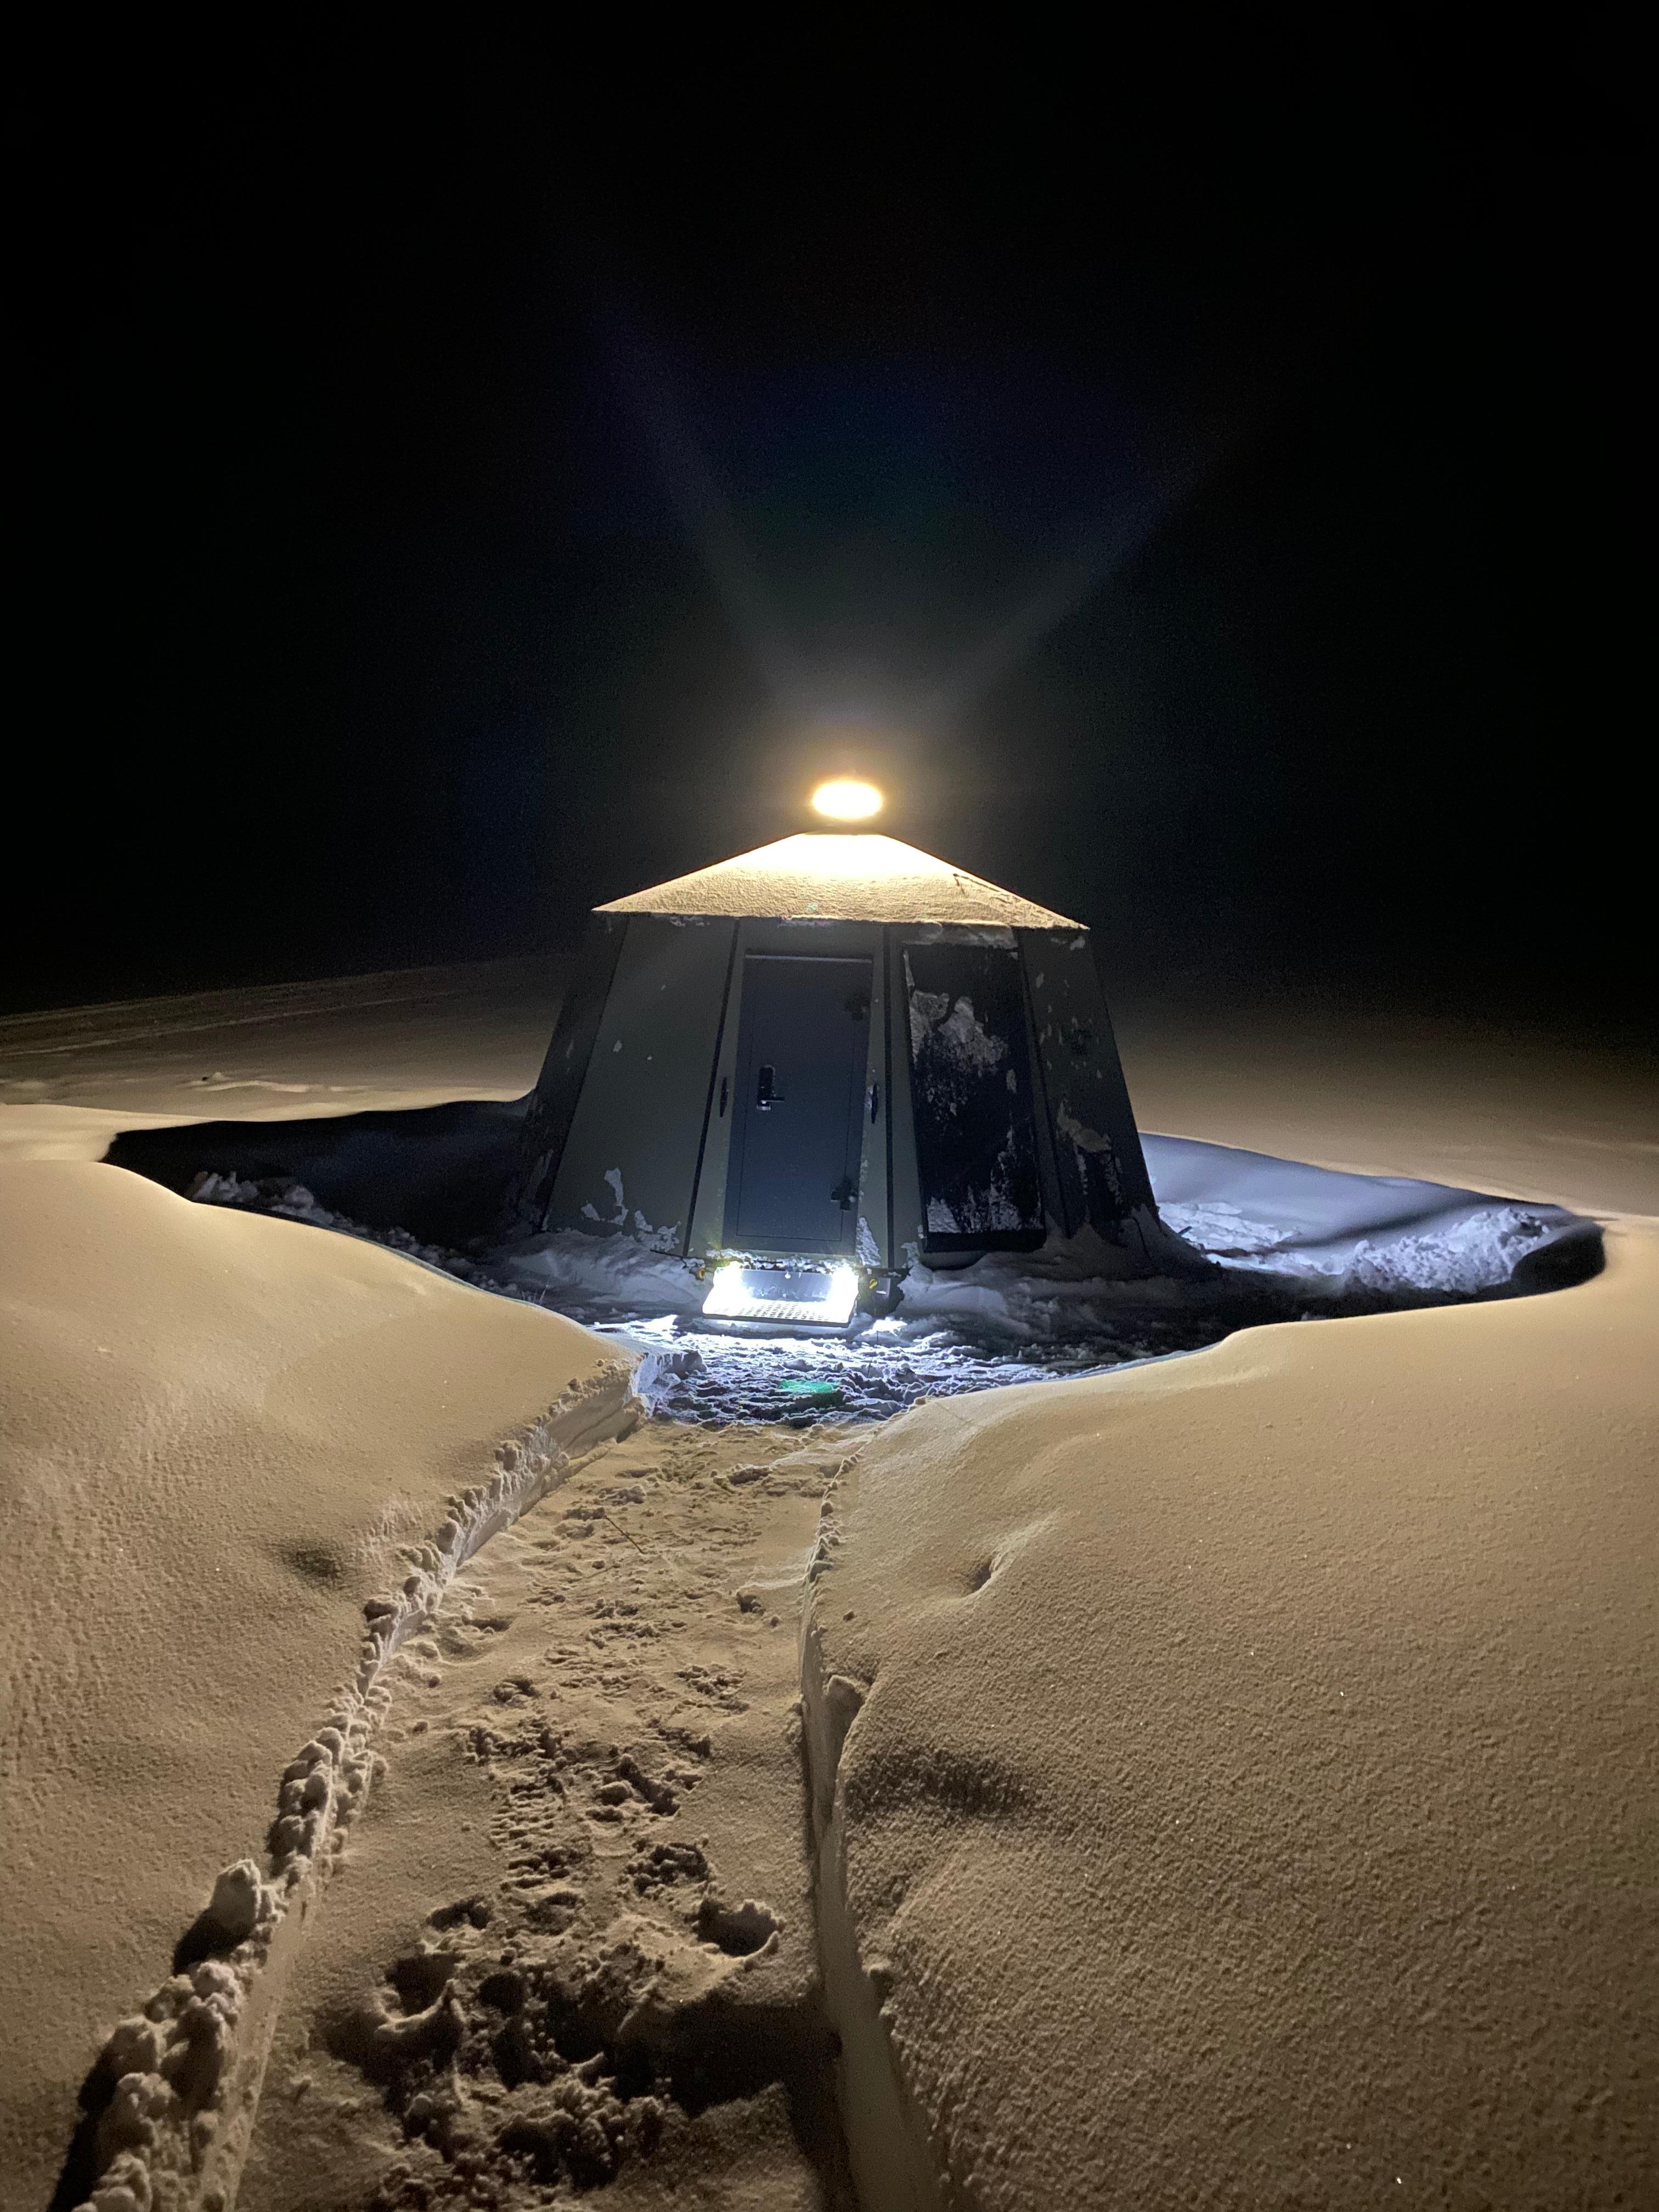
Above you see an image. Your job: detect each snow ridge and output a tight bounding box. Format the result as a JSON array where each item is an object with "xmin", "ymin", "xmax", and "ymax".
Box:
[{"xmin": 799, "ymin": 1489, "xmax": 941, "ymax": 2212}]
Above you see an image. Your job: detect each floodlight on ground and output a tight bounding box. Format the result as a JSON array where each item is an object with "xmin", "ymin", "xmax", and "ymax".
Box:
[
  {"xmin": 811, "ymin": 778, "xmax": 883, "ymax": 821},
  {"xmin": 702, "ymin": 1263, "xmax": 861, "ymax": 1327}
]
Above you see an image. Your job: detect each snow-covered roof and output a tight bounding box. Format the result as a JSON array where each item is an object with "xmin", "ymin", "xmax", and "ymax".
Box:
[{"xmin": 596, "ymin": 833, "xmax": 1079, "ymax": 928}]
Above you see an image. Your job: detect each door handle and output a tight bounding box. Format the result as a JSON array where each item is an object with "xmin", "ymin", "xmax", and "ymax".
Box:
[{"xmin": 756, "ymin": 1064, "xmax": 783, "ymax": 1110}]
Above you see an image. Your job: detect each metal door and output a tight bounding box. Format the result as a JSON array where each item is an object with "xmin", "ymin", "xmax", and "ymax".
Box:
[{"xmin": 725, "ymin": 955, "xmax": 872, "ymax": 1255}]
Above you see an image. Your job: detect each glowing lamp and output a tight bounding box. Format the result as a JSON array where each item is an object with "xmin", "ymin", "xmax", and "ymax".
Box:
[
  {"xmin": 703, "ymin": 1263, "xmax": 861, "ymax": 1327},
  {"xmin": 811, "ymin": 778, "xmax": 883, "ymax": 822}
]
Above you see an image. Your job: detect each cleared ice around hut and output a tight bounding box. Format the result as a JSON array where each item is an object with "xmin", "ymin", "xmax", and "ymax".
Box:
[
  {"xmin": 184, "ymin": 1127, "xmax": 1598, "ymax": 1425},
  {"xmin": 486, "ymin": 1135, "xmax": 1598, "ymax": 1423}
]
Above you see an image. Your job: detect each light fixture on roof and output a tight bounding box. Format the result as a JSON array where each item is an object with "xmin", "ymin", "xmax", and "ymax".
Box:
[{"xmin": 811, "ymin": 777, "xmax": 883, "ymax": 821}]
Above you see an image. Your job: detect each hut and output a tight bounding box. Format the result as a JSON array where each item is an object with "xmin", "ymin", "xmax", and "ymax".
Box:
[{"xmin": 513, "ymin": 832, "xmax": 1163, "ymax": 1321}]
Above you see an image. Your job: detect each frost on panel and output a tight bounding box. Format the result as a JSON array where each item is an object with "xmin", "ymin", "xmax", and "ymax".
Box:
[
  {"xmin": 903, "ymin": 943, "xmax": 1043, "ymax": 1251},
  {"xmin": 1056, "ymin": 1103, "xmax": 1125, "ymax": 1207},
  {"xmin": 631, "ymin": 1209, "xmax": 682, "ymax": 1254},
  {"xmin": 907, "ymin": 989, "xmax": 1007, "ymax": 1071}
]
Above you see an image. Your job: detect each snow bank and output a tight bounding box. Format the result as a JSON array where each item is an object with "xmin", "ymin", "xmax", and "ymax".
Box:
[
  {"xmin": 488, "ymin": 1224, "xmax": 709, "ymax": 1317},
  {"xmin": 801, "ymin": 1224, "xmax": 1658, "ymax": 2209},
  {"xmin": 0, "ymin": 1163, "xmax": 634, "ymax": 2212},
  {"xmin": 1143, "ymin": 1132, "xmax": 1600, "ymax": 1299},
  {"xmin": 895, "ymin": 1138, "xmax": 1598, "ymax": 1336}
]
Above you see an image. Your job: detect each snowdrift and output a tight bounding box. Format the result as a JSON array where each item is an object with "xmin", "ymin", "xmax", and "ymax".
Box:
[
  {"xmin": 1143, "ymin": 1132, "xmax": 1601, "ymax": 1300},
  {"xmin": 0, "ymin": 1162, "xmax": 634, "ymax": 2212},
  {"xmin": 801, "ymin": 1222, "xmax": 1658, "ymax": 2209}
]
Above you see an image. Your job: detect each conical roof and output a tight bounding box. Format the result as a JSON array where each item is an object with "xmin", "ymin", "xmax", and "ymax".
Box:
[{"xmin": 596, "ymin": 833, "xmax": 1078, "ymax": 929}]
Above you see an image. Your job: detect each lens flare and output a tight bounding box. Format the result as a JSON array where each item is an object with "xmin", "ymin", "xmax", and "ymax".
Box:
[{"xmin": 811, "ymin": 778, "xmax": 883, "ymax": 821}]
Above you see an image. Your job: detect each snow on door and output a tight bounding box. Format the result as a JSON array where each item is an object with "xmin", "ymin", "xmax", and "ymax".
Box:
[{"xmin": 902, "ymin": 943, "xmax": 1044, "ymax": 1252}]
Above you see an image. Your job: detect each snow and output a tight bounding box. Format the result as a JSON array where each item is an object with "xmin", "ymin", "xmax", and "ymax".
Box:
[
  {"xmin": 1143, "ymin": 1132, "xmax": 1598, "ymax": 1299},
  {"xmin": 501, "ymin": 1135, "xmax": 1596, "ymax": 1337},
  {"xmin": 801, "ymin": 1220, "xmax": 1659, "ymax": 2209},
  {"xmin": 236, "ymin": 1421, "xmax": 863, "ymax": 2211},
  {"xmin": 2, "ymin": 969, "xmax": 1650, "ymax": 2209},
  {"xmin": 508, "ymin": 1141, "xmax": 1595, "ymax": 1425},
  {"xmin": 603, "ymin": 1310, "xmax": 1229, "ymax": 1427},
  {"xmin": 0, "ymin": 1160, "xmax": 635, "ymax": 2212},
  {"xmin": 907, "ymin": 989, "xmax": 1007, "ymax": 1070},
  {"xmin": 179, "ymin": 1138, "xmax": 1599, "ymax": 1432},
  {"xmin": 596, "ymin": 831, "xmax": 1076, "ymax": 928},
  {"xmin": 488, "ymin": 1228, "xmax": 710, "ymax": 1316}
]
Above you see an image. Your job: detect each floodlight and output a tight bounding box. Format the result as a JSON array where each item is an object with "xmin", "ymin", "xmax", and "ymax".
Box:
[
  {"xmin": 811, "ymin": 778, "xmax": 883, "ymax": 821},
  {"xmin": 702, "ymin": 1263, "xmax": 861, "ymax": 1327}
]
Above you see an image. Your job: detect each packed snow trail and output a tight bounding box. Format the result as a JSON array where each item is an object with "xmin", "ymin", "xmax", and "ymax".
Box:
[
  {"xmin": 235, "ymin": 1423, "xmax": 862, "ymax": 2211},
  {"xmin": 60, "ymin": 1371, "xmax": 639, "ymax": 2212}
]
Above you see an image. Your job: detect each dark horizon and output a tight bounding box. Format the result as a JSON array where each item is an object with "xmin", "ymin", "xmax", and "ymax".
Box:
[{"xmin": 8, "ymin": 27, "xmax": 1645, "ymax": 1041}]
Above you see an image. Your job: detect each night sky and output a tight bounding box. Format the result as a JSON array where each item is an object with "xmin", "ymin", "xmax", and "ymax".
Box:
[{"xmin": 9, "ymin": 26, "xmax": 1644, "ymax": 1035}]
